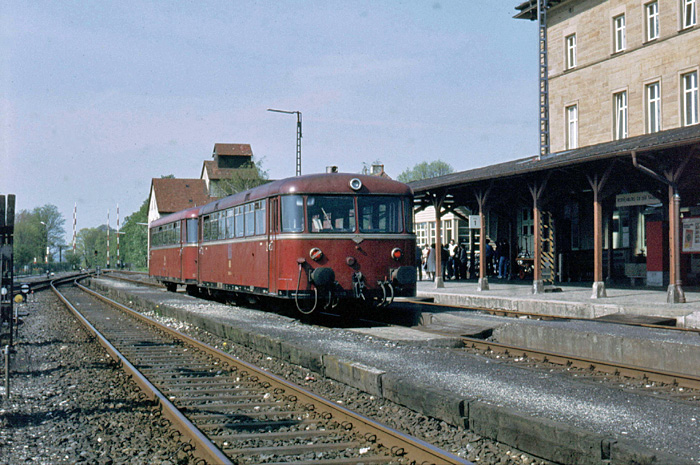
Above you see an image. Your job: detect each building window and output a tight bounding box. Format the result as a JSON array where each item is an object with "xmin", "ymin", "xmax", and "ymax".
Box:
[
  {"xmin": 646, "ymin": 82, "xmax": 661, "ymax": 133},
  {"xmin": 566, "ymin": 105, "xmax": 578, "ymax": 149},
  {"xmin": 614, "ymin": 14, "xmax": 626, "ymax": 52},
  {"xmin": 565, "ymin": 34, "xmax": 576, "ymax": 69},
  {"xmin": 682, "ymin": 0, "xmax": 697, "ymax": 28},
  {"xmin": 646, "ymin": 2, "xmax": 660, "ymax": 41},
  {"xmin": 682, "ymin": 71, "xmax": 699, "ymax": 126},
  {"xmin": 613, "ymin": 91, "xmax": 628, "ymax": 139}
]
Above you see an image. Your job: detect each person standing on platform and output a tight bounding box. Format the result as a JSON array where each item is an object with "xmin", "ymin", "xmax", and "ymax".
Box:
[
  {"xmin": 416, "ymin": 244, "xmax": 423, "ymax": 281},
  {"xmin": 447, "ymin": 239, "xmax": 457, "ymax": 279},
  {"xmin": 485, "ymin": 238, "xmax": 495, "ymax": 277},
  {"xmin": 498, "ymin": 240, "xmax": 510, "ymax": 279},
  {"xmin": 426, "ymin": 244, "xmax": 436, "ymax": 281},
  {"xmin": 441, "ymin": 244, "xmax": 450, "ymax": 280}
]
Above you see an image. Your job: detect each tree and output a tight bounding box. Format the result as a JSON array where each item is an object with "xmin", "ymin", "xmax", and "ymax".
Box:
[
  {"xmin": 396, "ymin": 160, "xmax": 454, "ymax": 183},
  {"xmin": 13, "ymin": 205, "xmax": 66, "ymax": 271},
  {"xmin": 76, "ymin": 226, "xmax": 110, "ymax": 269},
  {"xmin": 219, "ymin": 159, "xmax": 270, "ymax": 195},
  {"xmin": 120, "ymin": 198, "xmax": 149, "ymax": 269}
]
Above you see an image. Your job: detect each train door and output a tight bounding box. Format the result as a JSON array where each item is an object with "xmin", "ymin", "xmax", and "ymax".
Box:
[
  {"xmin": 181, "ymin": 217, "xmax": 198, "ymax": 282},
  {"xmin": 268, "ymin": 197, "xmax": 279, "ymax": 294},
  {"xmin": 175, "ymin": 219, "xmax": 183, "ymax": 282}
]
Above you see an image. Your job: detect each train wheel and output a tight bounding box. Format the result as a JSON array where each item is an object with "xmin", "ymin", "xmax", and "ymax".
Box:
[
  {"xmin": 185, "ymin": 285, "xmax": 199, "ymax": 296},
  {"xmin": 165, "ymin": 282, "xmax": 177, "ymax": 292}
]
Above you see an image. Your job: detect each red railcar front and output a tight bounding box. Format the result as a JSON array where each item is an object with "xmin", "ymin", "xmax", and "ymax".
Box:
[{"xmin": 154, "ymin": 173, "xmax": 416, "ymax": 313}]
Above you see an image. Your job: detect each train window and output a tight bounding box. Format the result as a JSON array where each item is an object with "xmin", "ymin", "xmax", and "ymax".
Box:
[
  {"xmin": 245, "ymin": 204, "xmax": 255, "ymax": 236},
  {"xmin": 307, "ymin": 195, "xmax": 355, "ymax": 233},
  {"xmin": 255, "ymin": 201, "xmax": 266, "ymax": 235},
  {"xmin": 358, "ymin": 196, "xmax": 402, "ymax": 233},
  {"xmin": 235, "ymin": 206, "xmax": 245, "ymax": 237},
  {"xmin": 218, "ymin": 211, "xmax": 226, "ymax": 240},
  {"xmin": 186, "ymin": 219, "xmax": 198, "ymax": 243},
  {"xmin": 202, "ymin": 215, "xmax": 211, "ymax": 241},
  {"xmin": 404, "ymin": 198, "xmax": 413, "ymax": 233},
  {"xmin": 226, "ymin": 209, "xmax": 234, "ymax": 239},
  {"xmin": 281, "ymin": 195, "xmax": 304, "ymax": 232}
]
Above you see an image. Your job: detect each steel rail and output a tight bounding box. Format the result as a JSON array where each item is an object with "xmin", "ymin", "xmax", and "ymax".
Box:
[
  {"xmin": 75, "ymin": 280, "xmax": 471, "ymax": 465},
  {"xmin": 102, "ymin": 273, "xmax": 164, "ymax": 289},
  {"xmin": 409, "ymin": 299, "xmax": 700, "ymax": 333},
  {"xmin": 462, "ymin": 336, "xmax": 700, "ymax": 390},
  {"xmin": 52, "ymin": 281, "xmax": 233, "ymax": 465}
]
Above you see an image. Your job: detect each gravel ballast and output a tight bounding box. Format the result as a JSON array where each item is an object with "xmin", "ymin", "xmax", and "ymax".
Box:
[
  {"xmin": 1, "ymin": 288, "xmax": 550, "ymax": 465},
  {"xmin": 0, "ymin": 292, "xmax": 190, "ymax": 464},
  {"xmin": 92, "ymin": 277, "xmax": 700, "ymax": 464}
]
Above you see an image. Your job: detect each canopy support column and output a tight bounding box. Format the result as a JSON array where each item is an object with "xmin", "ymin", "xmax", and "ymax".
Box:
[
  {"xmin": 632, "ymin": 150, "xmax": 690, "ymax": 303},
  {"xmin": 475, "ymin": 188, "xmax": 491, "ymax": 291},
  {"xmin": 432, "ymin": 193, "xmax": 446, "ymax": 289},
  {"xmin": 587, "ymin": 166, "xmax": 612, "ymax": 299}
]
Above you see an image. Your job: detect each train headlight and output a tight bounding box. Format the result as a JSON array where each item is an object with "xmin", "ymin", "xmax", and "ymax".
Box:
[
  {"xmin": 349, "ymin": 178, "xmax": 363, "ymax": 191},
  {"xmin": 391, "ymin": 248, "xmax": 403, "ymax": 261},
  {"xmin": 346, "ymin": 256, "xmax": 356, "ymax": 266},
  {"xmin": 309, "ymin": 247, "xmax": 323, "ymax": 261}
]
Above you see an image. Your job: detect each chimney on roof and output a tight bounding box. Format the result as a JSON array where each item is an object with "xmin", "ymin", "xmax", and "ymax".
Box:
[{"xmin": 326, "ymin": 166, "xmax": 338, "ymax": 173}]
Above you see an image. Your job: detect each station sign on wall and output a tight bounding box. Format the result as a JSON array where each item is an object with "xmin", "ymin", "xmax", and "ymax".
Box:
[
  {"xmin": 615, "ymin": 191, "xmax": 660, "ymax": 208},
  {"xmin": 682, "ymin": 217, "xmax": 700, "ymax": 253}
]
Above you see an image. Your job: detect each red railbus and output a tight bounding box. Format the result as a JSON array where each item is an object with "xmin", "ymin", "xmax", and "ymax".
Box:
[{"xmin": 149, "ymin": 173, "xmax": 416, "ymax": 313}]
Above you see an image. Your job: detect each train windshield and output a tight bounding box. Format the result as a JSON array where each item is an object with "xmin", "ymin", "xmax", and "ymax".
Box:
[
  {"xmin": 307, "ymin": 196, "xmax": 355, "ymax": 233},
  {"xmin": 358, "ymin": 196, "xmax": 403, "ymax": 233},
  {"xmin": 281, "ymin": 195, "xmax": 304, "ymax": 232}
]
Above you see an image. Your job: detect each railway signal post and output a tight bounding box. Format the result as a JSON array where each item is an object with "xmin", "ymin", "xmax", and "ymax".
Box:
[{"xmin": 1, "ymin": 194, "xmax": 16, "ymax": 347}]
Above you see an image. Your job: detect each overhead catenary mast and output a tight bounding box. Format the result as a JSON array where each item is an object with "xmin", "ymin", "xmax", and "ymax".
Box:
[
  {"xmin": 267, "ymin": 108, "xmax": 302, "ymax": 176},
  {"xmin": 538, "ymin": 0, "xmax": 550, "ymax": 158}
]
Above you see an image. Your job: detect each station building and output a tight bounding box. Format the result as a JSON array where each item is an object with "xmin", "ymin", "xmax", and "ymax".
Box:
[{"xmin": 410, "ymin": 0, "xmax": 700, "ymax": 302}]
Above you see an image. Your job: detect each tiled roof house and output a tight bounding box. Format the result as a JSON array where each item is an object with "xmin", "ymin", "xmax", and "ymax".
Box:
[
  {"xmin": 201, "ymin": 143, "xmax": 254, "ymax": 197},
  {"xmin": 147, "ymin": 178, "xmax": 213, "ymax": 224}
]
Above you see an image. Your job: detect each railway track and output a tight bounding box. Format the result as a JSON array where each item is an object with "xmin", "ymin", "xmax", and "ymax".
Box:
[
  {"xmin": 408, "ymin": 298, "xmax": 700, "ymax": 334},
  {"xmin": 52, "ymin": 279, "xmax": 470, "ymax": 465},
  {"xmin": 461, "ymin": 336, "xmax": 700, "ymax": 393},
  {"xmin": 103, "ymin": 271, "xmax": 164, "ymax": 289}
]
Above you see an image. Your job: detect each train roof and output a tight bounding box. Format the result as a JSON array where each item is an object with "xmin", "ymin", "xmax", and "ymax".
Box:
[
  {"xmin": 150, "ymin": 205, "xmax": 201, "ymax": 228},
  {"xmin": 199, "ymin": 173, "xmax": 413, "ymax": 215}
]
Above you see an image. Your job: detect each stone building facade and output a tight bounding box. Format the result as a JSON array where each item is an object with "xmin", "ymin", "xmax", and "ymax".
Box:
[{"xmin": 519, "ymin": 0, "xmax": 699, "ymax": 153}]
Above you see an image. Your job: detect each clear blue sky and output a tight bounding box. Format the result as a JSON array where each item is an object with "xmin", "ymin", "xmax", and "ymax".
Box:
[{"xmin": 1, "ymin": 1, "xmax": 538, "ymax": 239}]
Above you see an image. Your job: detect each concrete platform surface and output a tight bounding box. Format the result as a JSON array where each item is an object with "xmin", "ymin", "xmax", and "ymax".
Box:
[
  {"xmin": 416, "ymin": 280, "xmax": 700, "ymax": 328},
  {"xmin": 91, "ymin": 278, "xmax": 700, "ymax": 465}
]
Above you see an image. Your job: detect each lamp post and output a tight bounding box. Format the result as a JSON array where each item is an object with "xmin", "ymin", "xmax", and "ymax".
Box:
[
  {"xmin": 39, "ymin": 221, "xmax": 49, "ymax": 274},
  {"xmin": 267, "ymin": 108, "xmax": 302, "ymax": 176}
]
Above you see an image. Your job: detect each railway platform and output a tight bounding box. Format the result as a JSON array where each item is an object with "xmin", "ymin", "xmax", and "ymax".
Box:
[
  {"xmin": 90, "ymin": 277, "xmax": 699, "ymax": 465},
  {"xmin": 415, "ymin": 279, "xmax": 700, "ymax": 328}
]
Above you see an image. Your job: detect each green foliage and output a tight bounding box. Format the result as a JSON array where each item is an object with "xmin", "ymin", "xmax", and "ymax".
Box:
[
  {"xmin": 219, "ymin": 159, "xmax": 270, "ymax": 196},
  {"xmin": 120, "ymin": 198, "xmax": 149, "ymax": 269},
  {"xmin": 396, "ymin": 160, "xmax": 454, "ymax": 183},
  {"xmin": 13, "ymin": 205, "xmax": 66, "ymax": 271},
  {"xmin": 76, "ymin": 226, "xmax": 110, "ymax": 269}
]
